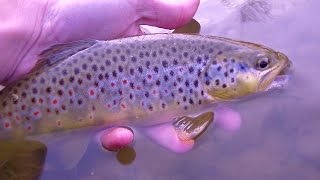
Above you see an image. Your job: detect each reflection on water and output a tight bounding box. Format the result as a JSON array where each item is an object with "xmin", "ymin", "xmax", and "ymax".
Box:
[{"xmin": 38, "ymin": 0, "xmax": 320, "ymax": 179}]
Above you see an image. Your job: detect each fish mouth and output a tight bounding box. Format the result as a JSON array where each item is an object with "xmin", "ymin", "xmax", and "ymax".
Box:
[{"xmin": 258, "ymin": 52, "xmax": 292, "ymax": 91}]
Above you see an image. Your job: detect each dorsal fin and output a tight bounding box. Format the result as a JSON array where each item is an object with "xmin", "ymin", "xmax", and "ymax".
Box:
[{"xmin": 31, "ymin": 40, "xmax": 97, "ymax": 72}]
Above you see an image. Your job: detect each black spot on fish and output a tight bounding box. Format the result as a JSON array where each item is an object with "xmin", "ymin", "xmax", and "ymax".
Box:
[
  {"xmin": 171, "ymin": 47, "xmax": 177, "ymax": 53},
  {"xmin": 205, "ymin": 80, "xmax": 210, "ymax": 86},
  {"xmin": 59, "ymin": 79, "xmax": 65, "ymax": 85},
  {"xmin": 139, "ymin": 52, "xmax": 144, "ymax": 58},
  {"xmin": 189, "ymin": 98, "xmax": 194, "ymax": 105},
  {"xmin": 156, "ymin": 80, "xmax": 161, "ymax": 86},
  {"xmin": 78, "ymin": 99, "xmax": 83, "ymax": 105},
  {"xmin": 98, "ymin": 74, "xmax": 103, "ymax": 81},
  {"xmin": 173, "ymin": 59, "xmax": 178, "ymax": 65},
  {"xmin": 92, "ymin": 64, "xmax": 98, "ymax": 71},
  {"xmin": 46, "ymin": 87, "xmax": 51, "ymax": 93},
  {"xmin": 162, "ymin": 60, "xmax": 168, "ymax": 68},
  {"xmin": 112, "ymin": 71, "xmax": 117, "ymax": 77},
  {"xmin": 74, "ymin": 68, "xmax": 80, "ymax": 74},
  {"xmin": 230, "ymin": 68, "xmax": 234, "ymax": 73},
  {"xmin": 120, "ymin": 55, "xmax": 126, "ymax": 61},
  {"xmin": 178, "ymin": 88, "xmax": 183, "ymax": 93},
  {"xmin": 82, "ymin": 64, "xmax": 87, "ymax": 70},
  {"xmin": 183, "ymin": 96, "xmax": 187, "ymax": 102},
  {"xmin": 196, "ymin": 57, "xmax": 202, "ymax": 64},
  {"xmin": 86, "ymin": 74, "xmax": 92, "ymax": 80},
  {"xmin": 101, "ymin": 87, "xmax": 105, "ymax": 93},
  {"xmin": 217, "ymin": 66, "xmax": 222, "ymax": 71},
  {"xmin": 215, "ymin": 79, "xmax": 220, "ymax": 86},
  {"xmin": 231, "ymin": 78, "xmax": 235, "ymax": 83},
  {"xmin": 153, "ymin": 66, "xmax": 159, "ymax": 73},
  {"xmin": 222, "ymin": 84, "xmax": 227, "ymax": 88},
  {"xmin": 145, "ymin": 92, "xmax": 149, "ymax": 98},
  {"xmin": 78, "ymin": 79, "xmax": 83, "ymax": 85},
  {"xmin": 152, "ymin": 51, "xmax": 157, "ymax": 57},
  {"xmin": 138, "ymin": 66, "xmax": 143, "ymax": 73},
  {"xmin": 218, "ymin": 50, "xmax": 223, "ymax": 54},
  {"xmin": 131, "ymin": 56, "xmax": 137, "ymax": 63},
  {"xmin": 32, "ymin": 88, "xmax": 38, "ymax": 94},
  {"xmin": 231, "ymin": 59, "xmax": 236, "ymax": 63},
  {"xmin": 146, "ymin": 61, "xmax": 151, "ymax": 68},
  {"xmin": 185, "ymin": 80, "xmax": 190, "ymax": 87},
  {"xmin": 57, "ymin": 89, "xmax": 63, "ymax": 96},
  {"xmin": 183, "ymin": 52, "xmax": 189, "ymax": 58},
  {"xmin": 52, "ymin": 77, "xmax": 57, "ymax": 84},
  {"xmin": 188, "ymin": 67, "xmax": 194, "ymax": 73},
  {"xmin": 118, "ymin": 66, "xmax": 123, "ymax": 73},
  {"xmin": 163, "ymin": 75, "xmax": 169, "ymax": 82},
  {"xmin": 224, "ymin": 72, "xmax": 228, "ymax": 77},
  {"xmin": 194, "ymin": 80, "xmax": 199, "ymax": 88},
  {"xmin": 105, "ymin": 73, "xmax": 109, "ymax": 79},
  {"xmin": 130, "ymin": 68, "xmax": 134, "ymax": 75},
  {"xmin": 105, "ymin": 60, "xmax": 111, "ymax": 66},
  {"xmin": 170, "ymin": 70, "xmax": 174, "ymax": 76},
  {"xmin": 223, "ymin": 58, "xmax": 228, "ymax": 63},
  {"xmin": 130, "ymin": 82, "xmax": 134, "ymax": 89},
  {"xmin": 112, "ymin": 56, "xmax": 118, "ymax": 63}
]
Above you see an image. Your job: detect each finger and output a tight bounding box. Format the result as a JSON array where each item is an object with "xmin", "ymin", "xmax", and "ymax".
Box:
[
  {"xmin": 215, "ymin": 106, "xmax": 242, "ymax": 131},
  {"xmin": 136, "ymin": 0, "xmax": 200, "ymax": 29},
  {"xmin": 99, "ymin": 127, "xmax": 134, "ymax": 152}
]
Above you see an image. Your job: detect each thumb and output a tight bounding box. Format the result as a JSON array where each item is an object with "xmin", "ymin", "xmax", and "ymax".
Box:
[{"xmin": 136, "ymin": 0, "xmax": 200, "ymax": 29}]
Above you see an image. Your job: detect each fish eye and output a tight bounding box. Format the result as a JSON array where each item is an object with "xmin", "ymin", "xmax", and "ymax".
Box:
[{"xmin": 256, "ymin": 56, "xmax": 270, "ymax": 70}]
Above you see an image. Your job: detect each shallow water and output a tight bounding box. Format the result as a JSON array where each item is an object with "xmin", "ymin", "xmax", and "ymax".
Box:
[{"xmin": 38, "ymin": 0, "xmax": 320, "ymax": 179}]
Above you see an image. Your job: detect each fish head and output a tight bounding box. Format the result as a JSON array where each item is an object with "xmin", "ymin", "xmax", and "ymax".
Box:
[{"xmin": 203, "ymin": 42, "xmax": 292, "ymax": 101}]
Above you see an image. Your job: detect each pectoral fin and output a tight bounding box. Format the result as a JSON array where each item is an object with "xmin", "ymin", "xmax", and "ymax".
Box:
[
  {"xmin": 140, "ymin": 112, "xmax": 214, "ymax": 153},
  {"xmin": 173, "ymin": 112, "xmax": 214, "ymax": 141}
]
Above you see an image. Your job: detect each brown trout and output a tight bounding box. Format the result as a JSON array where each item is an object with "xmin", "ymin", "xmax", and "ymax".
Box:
[{"xmin": 0, "ymin": 34, "xmax": 291, "ymax": 137}]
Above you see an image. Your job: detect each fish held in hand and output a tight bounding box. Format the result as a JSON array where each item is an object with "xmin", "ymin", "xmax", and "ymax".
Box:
[{"xmin": 0, "ymin": 34, "xmax": 291, "ymax": 137}]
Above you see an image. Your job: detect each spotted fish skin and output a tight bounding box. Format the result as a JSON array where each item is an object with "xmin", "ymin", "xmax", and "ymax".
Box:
[{"xmin": 0, "ymin": 34, "xmax": 289, "ymax": 136}]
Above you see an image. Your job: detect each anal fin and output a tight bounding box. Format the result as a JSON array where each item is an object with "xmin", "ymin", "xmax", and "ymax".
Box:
[{"xmin": 173, "ymin": 112, "xmax": 214, "ymax": 141}]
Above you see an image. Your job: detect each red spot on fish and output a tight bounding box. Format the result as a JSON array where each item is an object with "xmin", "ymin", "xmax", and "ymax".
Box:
[
  {"xmin": 68, "ymin": 89, "xmax": 73, "ymax": 96},
  {"xmin": 52, "ymin": 99, "xmax": 58, "ymax": 105},
  {"xmin": 38, "ymin": 98, "xmax": 44, "ymax": 104},
  {"xmin": 121, "ymin": 103, "xmax": 126, "ymax": 109},
  {"xmin": 56, "ymin": 120, "xmax": 61, "ymax": 127},
  {"xmin": 21, "ymin": 105, "xmax": 26, "ymax": 110},
  {"xmin": 33, "ymin": 111, "xmax": 40, "ymax": 116},
  {"xmin": 106, "ymin": 104, "xmax": 111, "ymax": 109},
  {"xmin": 4, "ymin": 122, "xmax": 10, "ymax": 128},
  {"xmin": 147, "ymin": 74, "xmax": 152, "ymax": 79},
  {"xmin": 141, "ymin": 102, "xmax": 145, "ymax": 106},
  {"xmin": 16, "ymin": 116, "xmax": 20, "ymax": 121},
  {"xmin": 111, "ymin": 82, "xmax": 115, "ymax": 87},
  {"xmin": 179, "ymin": 68, "xmax": 183, "ymax": 72},
  {"xmin": 118, "ymin": 89, "xmax": 123, "ymax": 95},
  {"xmin": 136, "ymin": 86, "xmax": 141, "ymax": 90},
  {"xmin": 31, "ymin": 97, "xmax": 36, "ymax": 103},
  {"xmin": 89, "ymin": 89, "xmax": 95, "ymax": 96},
  {"xmin": 27, "ymin": 125, "xmax": 32, "ymax": 131},
  {"xmin": 153, "ymin": 90, "xmax": 156, "ymax": 94},
  {"xmin": 47, "ymin": 108, "xmax": 51, "ymax": 113},
  {"xmin": 26, "ymin": 116, "xmax": 30, "ymax": 121},
  {"xmin": 164, "ymin": 89, "xmax": 168, "ymax": 93},
  {"xmin": 7, "ymin": 112, "xmax": 12, "ymax": 117},
  {"xmin": 123, "ymin": 80, "xmax": 127, "ymax": 84}
]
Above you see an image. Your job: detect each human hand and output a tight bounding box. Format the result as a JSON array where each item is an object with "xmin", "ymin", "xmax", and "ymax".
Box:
[{"xmin": 0, "ymin": 0, "xmax": 199, "ymax": 85}]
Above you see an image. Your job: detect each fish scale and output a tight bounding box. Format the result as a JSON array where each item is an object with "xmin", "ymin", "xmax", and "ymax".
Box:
[{"xmin": 0, "ymin": 34, "xmax": 290, "ymax": 136}]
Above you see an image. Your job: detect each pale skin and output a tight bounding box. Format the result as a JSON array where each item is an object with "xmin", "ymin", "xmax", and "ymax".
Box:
[{"xmin": 0, "ymin": 0, "xmax": 241, "ymax": 152}]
